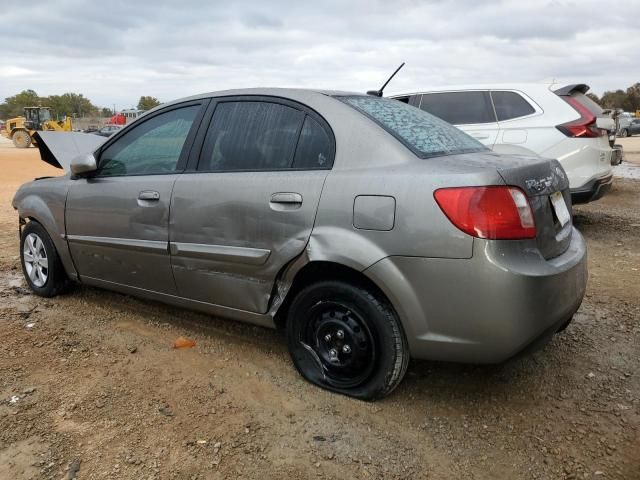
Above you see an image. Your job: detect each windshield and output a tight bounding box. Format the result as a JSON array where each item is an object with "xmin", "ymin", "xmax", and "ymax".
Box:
[
  {"xmin": 339, "ymin": 96, "xmax": 487, "ymax": 158},
  {"xmin": 39, "ymin": 109, "xmax": 51, "ymax": 122}
]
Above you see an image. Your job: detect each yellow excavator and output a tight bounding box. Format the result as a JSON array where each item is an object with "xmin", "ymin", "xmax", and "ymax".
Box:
[{"xmin": 2, "ymin": 107, "xmax": 73, "ymax": 148}]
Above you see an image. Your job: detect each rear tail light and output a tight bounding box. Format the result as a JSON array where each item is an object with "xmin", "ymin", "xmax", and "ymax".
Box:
[
  {"xmin": 556, "ymin": 96, "xmax": 606, "ymax": 138},
  {"xmin": 434, "ymin": 186, "xmax": 536, "ymax": 240}
]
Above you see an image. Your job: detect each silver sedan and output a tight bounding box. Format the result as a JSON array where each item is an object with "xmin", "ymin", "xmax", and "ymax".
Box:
[{"xmin": 13, "ymin": 89, "xmax": 587, "ymax": 399}]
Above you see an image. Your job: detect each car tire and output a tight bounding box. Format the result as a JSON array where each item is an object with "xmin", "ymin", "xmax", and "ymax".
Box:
[
  {"xmin": 20, "ymin": 221, "xmax": 69, "ymax": 297},
  {"xmin": 619, "ymin": 129, "xmax": 629, "ymax": 138},
  {"xmin": 286, "ymin": 280, "xmax": 409, "ymax": 400}
]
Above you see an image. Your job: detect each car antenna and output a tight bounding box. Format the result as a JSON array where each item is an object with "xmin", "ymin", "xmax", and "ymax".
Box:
[{"xmin": 367, "ymin": 62, "xmax": 405, "ymax": 97}]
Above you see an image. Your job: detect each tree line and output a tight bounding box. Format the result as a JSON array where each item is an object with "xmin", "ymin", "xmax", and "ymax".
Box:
[
  {"xmin": 587, "ymin": 82, "xmax": 640, "ymax": 112},
  {"xmin": 0, "ymin": 90, "xmax": 161, "ymax": 120}
]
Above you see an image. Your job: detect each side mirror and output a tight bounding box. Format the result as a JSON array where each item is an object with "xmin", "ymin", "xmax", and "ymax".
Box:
[{"xmin": 70, "ymin": 153, "xmax": 97, "ymax": 176}]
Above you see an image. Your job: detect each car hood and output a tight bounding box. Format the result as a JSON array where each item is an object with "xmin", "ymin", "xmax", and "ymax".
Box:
[{"xmin": 35, "ymin": 131, "xmax": 107, "ymax": 172}]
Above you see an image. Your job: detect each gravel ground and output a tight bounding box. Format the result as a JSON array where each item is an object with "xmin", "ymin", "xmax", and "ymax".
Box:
[{"xmin": 0, "ymin": 137, "xmax": 638, "ymax": 479}]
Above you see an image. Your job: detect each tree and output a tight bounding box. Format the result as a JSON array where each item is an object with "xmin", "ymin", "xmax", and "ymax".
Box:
[
  {"xmin": 137, "ymin": 96, "xmax": 161, "ymax": 111},
  {"xmin": 101, "ymin": 107, "xmax": 114, "ymax": 117},
  {"xmin": 47, "ymin": 93, "xmax": 98, "ymax": 117},
  {"xmin": 626, "ymin": 83, "xmax": 640, "ymax": 112},
  {"xmin": 600, "ymin": 89, "xmax": 629, "ymax": 110},
  {"xmin": 0, "ymin": 89, "xmax": 41, "ymax": 119}
]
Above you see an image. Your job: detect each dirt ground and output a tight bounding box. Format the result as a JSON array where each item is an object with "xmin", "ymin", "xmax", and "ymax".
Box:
[{"xmin": 0, "ymin": 136, "xmax": 638, "ymax": 480}]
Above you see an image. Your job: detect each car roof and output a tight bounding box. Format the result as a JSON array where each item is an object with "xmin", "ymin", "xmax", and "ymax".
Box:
[
  {"xmin": 152, "ymin": 88, "xmax": 364, "ymax": 113},
  {"xmin": 388, "ymin": 82, "xmax": 582, "ymax": 98}
]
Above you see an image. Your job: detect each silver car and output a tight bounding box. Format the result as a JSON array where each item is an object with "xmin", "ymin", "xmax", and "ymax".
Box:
[{"xmin": 13, "ymin": 89, "xmax": 587, "ymax": 399}]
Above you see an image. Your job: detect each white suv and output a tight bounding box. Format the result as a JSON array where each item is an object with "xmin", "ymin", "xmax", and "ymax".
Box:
[{"xmin": 392, "ymin": 84, "xmax": 614, "ymax": 203}]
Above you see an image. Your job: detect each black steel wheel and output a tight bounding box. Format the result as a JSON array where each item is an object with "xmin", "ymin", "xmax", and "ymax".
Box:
[{"xmin": 287, "ymin": 280, "xmax": 409, "ymax": 400}]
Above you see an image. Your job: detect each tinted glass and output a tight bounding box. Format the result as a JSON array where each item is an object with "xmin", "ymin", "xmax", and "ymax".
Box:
[
  {"xmin": 199, "ymin": 102, "xmax": 304, "ymax": 171},
  {"xmin": 341, "ymin": 96, "xmax": 486, "ymax": 158},
  {"xmin": 491, "ymin": 91, "xmax": 535, "ymax": 121},
  {"xmin": 292, "ymin": 116, "xmax": 333, "ymax": 169},
  {"xmin": 419, "ymin": 91, "xmax": 495, "ymax": 124},
  {"xmin": 99, "ymin": 106, "xmax": 199, "ymax": 176}
]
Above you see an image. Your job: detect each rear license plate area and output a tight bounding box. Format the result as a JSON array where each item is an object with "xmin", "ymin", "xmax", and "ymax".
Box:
[{"xmin": 550, "ymin": 191, "xmax": 570, "ymax": 227}]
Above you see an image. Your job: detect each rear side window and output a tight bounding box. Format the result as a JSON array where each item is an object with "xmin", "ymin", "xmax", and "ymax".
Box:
[
  {"xmin": 199, "ymin": 101, "xmax": 304, "ymax": 171},
  {"xmin": 292, "ymin": 116, "xmax": 333, "ymax": 169},
  {"xmin": 341, "ymin": 96, "xmax": 487, "ymax": 158},
  {"xmin": 491, "ymin": 91, "xmax": 536, "ymax": 121},
  {"xmin": 419, "ymin": 91, "xmax": 495, "ymax": 125}
]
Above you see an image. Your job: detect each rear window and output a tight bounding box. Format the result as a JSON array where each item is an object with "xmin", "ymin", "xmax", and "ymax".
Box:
[
  {"xmin": 340, "ymin": 96, "xmax": 486, "ymax": 158},
  {"xmin": 491, "ymin": 91, "xmax": 536, "ymax": 121},
  {"xmin": 571, "ymin": 92, "xmax": 603, "ymax": 116}
]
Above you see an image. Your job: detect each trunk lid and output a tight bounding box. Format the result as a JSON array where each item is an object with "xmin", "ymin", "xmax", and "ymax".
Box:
[
  {"xmin": 443, "ymin": 151, "xmax": 572, "ymax": 259},
  {"xmin": 495, "ymin": 155, "xmax": 572, "ymax": 259}
]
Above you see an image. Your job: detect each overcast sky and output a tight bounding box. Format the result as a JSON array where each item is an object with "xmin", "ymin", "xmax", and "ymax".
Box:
[{"xmin": 1, "ymin": 0, "xmax": 638, "ymax": 109}]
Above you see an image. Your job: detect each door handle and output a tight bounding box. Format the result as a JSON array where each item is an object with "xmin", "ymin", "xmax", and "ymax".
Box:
[
  {"xmin": 138, "ymin": 190, "xmax": 160, "ymax": 201},
  {"xmin": 270, "ymin": 192, "xmax": 302, "ymax": 204}
]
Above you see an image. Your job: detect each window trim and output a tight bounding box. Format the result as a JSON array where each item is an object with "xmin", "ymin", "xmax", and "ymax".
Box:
[
  {"xmin": 417, "ymin": 90, "xmax": 497, "ymax": 126},
  {"xmin": 186, "ymin": 95, "xmax": 336, "ymax": 174},
  {"xmin": 489, "ymin": 90, "xmax": 540, "ymax": 123},
  {"xmin": 91, "ymin": 99, "xmax": 209, "ymax": 178}
]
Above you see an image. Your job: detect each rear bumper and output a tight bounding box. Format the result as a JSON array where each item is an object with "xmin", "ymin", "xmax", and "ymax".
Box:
[
  {"xmin": 364, "ymin": 229, "xmax": 588, "ymax": 363},
  {"xmin": 570, "ymin": 172, "xmax": 613, "ymax": 204}
]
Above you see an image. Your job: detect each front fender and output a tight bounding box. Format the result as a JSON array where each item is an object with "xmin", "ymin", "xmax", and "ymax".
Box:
[{"xmin": 13, "ymin": 180, "xmax": 77, "ymax": 280}]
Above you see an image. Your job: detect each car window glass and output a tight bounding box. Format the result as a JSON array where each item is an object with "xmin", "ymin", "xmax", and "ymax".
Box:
[
  {"xmin": 199, "ymin": 101, "xmax": 304, "ymax": 171},
  {"xmin": 342, "ymin": 96, "xmax": 486, "ymax": 158},
  {"xmin": 292, "ymin": 116, "xmax": 333, "ymax": 169},
  {"xmin": 99, "ymin": 106, "xmax": 199, "ymax": 176},
  {"xmin": 491, "ymin": 91, "xmax": 536, "ymax": 121},
  {"xmin": 419, "ymin": 92, "xmax": 495, "ymax": 124},
  {"xmin": 571, "ymin": 92, "xmax": 603, "ymax": 116}
]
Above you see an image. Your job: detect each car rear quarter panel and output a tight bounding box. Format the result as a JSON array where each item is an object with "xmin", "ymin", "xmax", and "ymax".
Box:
[{"xmin": 303, "ymin": 94, "xmax": 508, "ymax": 269}]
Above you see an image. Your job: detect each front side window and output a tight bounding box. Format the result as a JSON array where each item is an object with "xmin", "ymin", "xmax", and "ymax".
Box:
[
  {"xmin": 98, "ymin": 105, "xmax": 199, "ymax": 176},
  {"xmin": 419, "ymin": 91, "xmax": 495, "ymax": 125},
  {"xmin": 199, "ymin": 101, "xmax": 304, "ymax": 171},
  {"xmin": 342, "ymin": 96, "xmax": 486, "ymax": 158},
  {"xmin": 491, "ymin": 91, "xmax": 536, "ymax": 121}
]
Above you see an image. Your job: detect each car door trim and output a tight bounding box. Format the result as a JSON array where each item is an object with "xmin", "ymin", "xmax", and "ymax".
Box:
[
  {"xmin": 168, "ymin": 242, "xmax": 271, "ymax": 265},
  {"xmin": 67, "ymin": 235, "xmax": 168, "ymax": 253}
]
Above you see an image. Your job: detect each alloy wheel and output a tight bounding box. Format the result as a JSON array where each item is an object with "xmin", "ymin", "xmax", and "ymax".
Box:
[{"xmin": 23, "ymin": 233, "xmax": 49, "ymax": 287}]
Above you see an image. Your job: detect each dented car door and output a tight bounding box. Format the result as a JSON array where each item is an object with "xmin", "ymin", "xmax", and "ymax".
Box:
[
  {"xmin": 65, "ymin": 102, "xmax": 206, "ymax": 293},
  {"xmin": 169, "ymin": 97, "xmax": 334, "ymax": 313}
]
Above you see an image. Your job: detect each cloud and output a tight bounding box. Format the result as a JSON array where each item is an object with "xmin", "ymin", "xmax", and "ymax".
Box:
[{"xmin": 0, "ymin": 0, "xmax": 638, "ymax": 108}]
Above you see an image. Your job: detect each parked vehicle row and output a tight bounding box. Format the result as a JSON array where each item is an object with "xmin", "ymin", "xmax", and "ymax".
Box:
[
  {"xmin": 392, "ymin": 83, "xmax": 615, "ymax": 204},
  {"xmin": 14, "ymin": 88, "xmax": 587, "ymax": 399}
]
